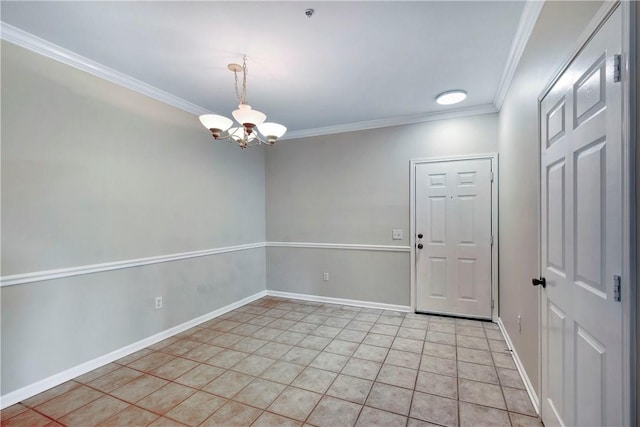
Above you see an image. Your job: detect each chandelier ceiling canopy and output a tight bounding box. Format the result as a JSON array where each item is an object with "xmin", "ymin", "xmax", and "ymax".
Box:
[{"xmin": 199, "ymin": 56, "xmax": 286, "ymax": 149}]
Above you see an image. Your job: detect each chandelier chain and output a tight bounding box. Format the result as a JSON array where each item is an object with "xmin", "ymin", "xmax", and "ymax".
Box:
[{"xmin": 233, "ymin": 56, "xmax": 248, "ymax": 105}]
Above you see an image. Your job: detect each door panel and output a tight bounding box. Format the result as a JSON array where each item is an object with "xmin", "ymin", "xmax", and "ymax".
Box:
[
  {"xmin": 540, "ymin": 7, "xmax": 622, "ymax": 427},
  {"xmin": 415, "ymin": 158, "xmax": 493, "ymax": 319}
]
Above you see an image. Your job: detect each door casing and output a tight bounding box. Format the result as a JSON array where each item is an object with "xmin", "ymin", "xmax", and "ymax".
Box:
[
  {"xmin": 536, "ymin": 1, "xmax": 636, "ymax": 424},
  {"xmin": 410, "ymin": 153, "xmax": 499, "ymax": 322}
]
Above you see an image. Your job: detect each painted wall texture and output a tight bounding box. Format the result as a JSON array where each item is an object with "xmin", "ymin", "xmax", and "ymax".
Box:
[
  {"xmin": 497, "ymin": 0, "xmax": 603, "ymax": 395},
  {"xmin": 1, "ymin": 41, "xmax": 266, "ymax": 394}
]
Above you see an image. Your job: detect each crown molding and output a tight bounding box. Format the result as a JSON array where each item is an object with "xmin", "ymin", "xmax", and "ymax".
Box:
[
  {"xmin": 0, "ymin": 22, "xmax": 209, "ymax": 116},
  {"xmin": 493, "ymin": 0, "xmax": 545, "ymax": 109},
  {"xmin": 281, "ymin": 104, "xmax": 498, "ymax": 141}
]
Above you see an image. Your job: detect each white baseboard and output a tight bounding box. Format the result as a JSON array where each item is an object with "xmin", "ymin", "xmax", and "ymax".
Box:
[
  {"xmin": 0, "ymin": 290, "xmax": 267, "ymax": 409},
  {"xmin": 497, "ymin": 317, "xmax": 540, "ymax": 415},
  {"xmin": 266, "ymin": 290, "xmax": 411, "ymax": 312}
]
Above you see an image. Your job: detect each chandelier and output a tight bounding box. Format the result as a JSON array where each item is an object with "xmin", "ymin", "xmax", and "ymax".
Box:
[{"xmin": 199, "ymin": 56, "xmax": 287, "ymax": 149}]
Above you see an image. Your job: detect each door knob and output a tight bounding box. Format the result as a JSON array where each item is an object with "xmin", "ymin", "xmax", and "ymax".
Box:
[
  {"xmin": 417, "ymin": 233, "xmax": 423, "ymax": 239},
  {"xmin": 532, "ymin": 277, "xmax": 546, "ymax": 288},
  {"xmin": 417, "ymin": 243, "xmax": 424, "ymax": 249}
]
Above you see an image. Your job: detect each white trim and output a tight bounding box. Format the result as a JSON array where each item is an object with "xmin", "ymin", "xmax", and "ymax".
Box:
[
  {"xmin": 266, "ymin": 290, "xmax": 411, "ymax": 313},
  {"xmin": 266, "ymin": 242, "xmax": 410, "ymax": 253},
  {"xmin": 0, "ymin": 22, "xmax": 209, "ymax": 116},
  {"xmin": 497, "ymin": 317, "xmax": 540, "ymax": 415},
  {"xmin": 493, "ymin": 1, "xmax": 545, "ymax": 109},
  {"xmin": 281, "ymin": 104, "xmax": 497, "ymax": 141},
  {"xmin": 0, "ymin": 290, "xmax": 267, "ymax": 409},
  {"xmin": 0, "ymin": 243, "xmax": 266, "ymax": 287},
  {"xmin": 410, "ymin": 153, "xmax": 499, "ymax": 322}
]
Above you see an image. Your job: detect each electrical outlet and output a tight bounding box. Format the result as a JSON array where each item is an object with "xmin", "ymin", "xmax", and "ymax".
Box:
[
  {"xmin": 392, "ymin": 229, "xmax": 403, "ymax": 240},
  {"xmin": 323, "ymin": 272, "xmax": 329, "ymax": 281},
  {"xmin": 155, "ymin": 296, "xmax": 163, "ymax": 310},
  {"xmin": 517, "ymin": 315, "xmax": 521, "ymax": 332}
]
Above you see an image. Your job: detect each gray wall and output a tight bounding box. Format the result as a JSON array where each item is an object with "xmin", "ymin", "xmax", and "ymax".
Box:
[
  {"xmin": 1, "ymin": 41, "xmax": 266, "ymax": 395},
  {"xmin": 265, "ymin": 114, "xmax": 498, "ymax": 305},
  {"xmin": 497, "ymin": 1, "xmax": 603, "ymax": 396}
]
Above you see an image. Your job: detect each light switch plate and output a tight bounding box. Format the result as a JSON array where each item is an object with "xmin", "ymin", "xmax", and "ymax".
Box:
[{"xmin": 392, "ymin": 229, "xmax": 403, "ymax": 240}]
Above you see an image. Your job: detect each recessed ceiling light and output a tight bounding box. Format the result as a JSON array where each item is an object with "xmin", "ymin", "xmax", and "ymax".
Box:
[{"xmin": 436, "ymin": 90, "xmax": 467, "ymax": 105}]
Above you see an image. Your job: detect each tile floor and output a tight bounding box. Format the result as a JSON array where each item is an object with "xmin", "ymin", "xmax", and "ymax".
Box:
[{"xmin": 1, "ymin": 296, "xmax": 543, "ymax": 427}]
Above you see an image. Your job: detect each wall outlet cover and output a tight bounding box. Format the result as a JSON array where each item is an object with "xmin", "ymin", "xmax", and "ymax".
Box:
[{"xmin": 392, "ymin": 229, "xmax": 403, "ymax": 240}]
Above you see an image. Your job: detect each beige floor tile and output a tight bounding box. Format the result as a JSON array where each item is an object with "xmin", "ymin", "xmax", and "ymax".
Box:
[
  {"xmin": 457, "ymin": 335, "xmax": 490, "ymax": 351},
  {"xmin": 149, "ymin": 357, "xmax": 198, "ymax": 380},
  {"xmin": 492, "ymin": 352, "xmax": 517, "ymax": 369},
  {"xmin": 324, "ymin": 339, "xmax": 359, "ymax": 356},
  {"xmin": 459, "ymin": 401, "xmax": 510, "ymax": 427},
  {"xmin": 233, "ymin": 378, "xmax": 286, "ymax": 409},
  {"xmin": 309, "ymin": 352, "xmax": 348, "ymax": 372},
  {"xmin": 181, "ymin": 344, "xmax": 224, "ymax": 362},
  {"xmin": 504, "ymin": 387, "xmax": 537, "ymax": 416},
  {"xmin": 326, "ymin": 374, "xmax": 373, "ymax": 404},
  {"xmin": 458, "ymin": 361, "xmax": 499, "ymax": 384},
  {"xmin": 352, "ymin": 344, "xmax": 388, "ymax": 362},
  {"xmin": 36, "ymin": 385, "xmax": 104, "ymax": 419},
  {"xmin": 425, "ymin": 331, "xmax": 456, "ymax": 346},
  {"xmin": 260, "ymin": 361, "xmax": 306, "ymax": 385},
  {"xmin": 147, "ymin": 416, "xmax": 185, "ymax": 426},
  {"xmin": 498, "ymin": 367, "xmax": 525, "ymax": 389},
  {"xmin": 252, "ymin": 327, "xmax": 284, "ymax": 341},
  {"xmin": 362, "ymin": 333, "xmax": 394, "ymax": 348},
  {"xmin": 365, "ymin": 382, "xmax": 413, "ymax": 416},
  {"xmin": 369, "ymin": 324, "xmax": 399, "ymax": 336},
  {"xmin": 0, "ymin": 403, "xmax": 28, "ymax": 421},
  {"xmin": 509, "ymin": 412, "xmax": 544, "ymax": 427},
  {"xmin": 458, "ymin": 379, "xmax": 506, "ymax": 410},
  {"xmin": 201, "ymin": 401, "xmax": 262, "ymax": 426},
  {"xmin": 110, "ymin": 374, "xmax": 168, "ymax": 403},
  {"xmin": 229, "ymin": 323, "xmax": 262, "ymax": 336},
  {"xmin": 160, "ymin": 340, "xmax": 201, "ymax": 357},
  {"xmin": 406, "ymin": 417, "xmax": 442, "ymax": 427},
  {"xmin": 355, "ymin": 406, "xmax": 407, "ymax": 427},
  {"xmin": 410, "ymin": 391, "xmax": 458, "ymax": 427},
  {"xmin": 209, "ymin": 333, "xmax": 244, "ymax": 348},
  {"xmin": 230, "ymin": 337, "xmax": 269, "ymax": 353},
  {"xmin": 291, "ymin": 367, "xmax": 338, "ymax": 394},
  {"xmin": 22, "ymin": 381, "xmax": 81, "ymax": 408},
  {"xmin": 341, "ymin": 358, "xmax": 382, "ymax": 380},
  {"xmin": 205, "ymin": 349, "xmax": 249, "ymax": 369},
  {"xmin": 58, "ymin": 395, "xmax": 128, "ymax": 427},
  {"xmin": 268, "ymin": 386, "xmax": 322, "ymax": 421},
  {"xmin": 345, "ymin": 320, "xmax": 374, "ymax": 332},
  {"xmin": 428, "ymin": 323, "xmax": 456, "ymax": 334},
  {"xmin": 312, "ymin": 325, "xmax": 343, "ymax": 338},
  {"xmin": 164, "ymin": 391, "xmax": 226, "ymax": 426},
  {"xmin": 136, "ymin": 382, "xmax": 195, "ymax": 415},
  {"xmin": 98, "ymin": 405, "xmax": 159, "ymax": 426},
  {"xmin": 392, "ymin": 337, "xmax": 423, "ymax": 354},
  {"xmin": 128, "ymin": 352, "xmax": 175, "ymax": 372},
  {"xmin": 402, "ymin": 319, "xmax": 428, "ymax": 329},
  {"xmin": 74, "ymin": 364, "xmax": 120, "ymax": 384},
  {"xmin": 88, "ymin": 367, "xmax": 142, "ymax": 393},
  {"xmin": 336, "ymin": 329, "xmax": 367, "ymax": 343},
  {"xmin": 485, "ymin": 329, "xmax": 505, "ymax": 341},
  {"xmin": 423, "ymin": 342, "xmax": 457, "ymax": 359},
  {"xmin": 397, "ymin": 327, "xmax": 426, "ymax": 341},
  {"xmin": 456, "ymin": 326, "xmax": 487, "ymax": 338},
  {"xmin": 489, "ymin": 339, "xmax": 510, "ymax": 353},
  {"xmin": 416, "ymin": 371, "xmax": 457, "ymax": 399},
  {"xmin": 114, "ymin": 348, "xmax": 154, "ymax": 365},
  {"xmin": 1, "ymin": 410, "xmax": 53, "ymax": 427},
  {"xmin": 174, "ymin": 364, "xmax": 224, "ymax": 389},
  {"xmin": 376, "ymin": 364, "xmax": 418, "ymax": 389},
  {"xmin": 323, "ymin": 317, "xmax": 351, "ymax": 328},
  {"xmin": 298, "ymin": 335, "xmax": 332, "ymax": 351},
  {"xmin": 386, "ymin": 349, "xmax": 421, "ymax": 369},
  {"xmin": 254, "ymin": 342, "xmax": 293, "ymax": 359},
  {"xmin": 307, "ymin": 396, "xmax": 362, "ymax": 427},
  {"xmin": 457, "ymin": 347, "xmax": 493, "ymax": 366},
  {"xmin": 253, "ymin": 412, "xmax": 303, "ymax": 427},
  {"xmin": 377, "ymin": 316, "xmax": 404, "ymax": 326},
  {"xmin": 275, "ymin": 331, "xmax": 308, "ymax": 346},
  {"xmin": 202, "ymin": 370, "xmax": 255, "ymax": 398},
  {"xmin": 231, "ymin": 354, "xmax": 275, "ymax": 376},
  {"xmin": 420, "ymin": 355, "xmax": 457, "ymax": 377}
]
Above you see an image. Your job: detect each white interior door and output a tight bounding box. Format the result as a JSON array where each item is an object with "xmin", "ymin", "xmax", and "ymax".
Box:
[
  {"xmin": 415, "ymin": 158, "xmax": 493, "ymax": 319},
  {"xmin": 539, "ymin": 6, "xmax": 623, "ymax": 427}
]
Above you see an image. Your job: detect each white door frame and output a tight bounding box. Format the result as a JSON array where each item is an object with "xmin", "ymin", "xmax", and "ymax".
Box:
[
  {"xmin": 410, "ymin": 153, "xmax": 499, "ymax": 322},
  {"xmin": 536, "ymin": 1, "xmax": 636, "ymax": 424}
]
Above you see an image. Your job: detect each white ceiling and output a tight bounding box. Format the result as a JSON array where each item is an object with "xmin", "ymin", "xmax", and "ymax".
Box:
[{"xmin": 1, "ymin": 1, "xmax": 528, "ymax": 136}]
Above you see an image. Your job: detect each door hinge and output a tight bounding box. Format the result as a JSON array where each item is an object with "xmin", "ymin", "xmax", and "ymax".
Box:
[
  {"xmin": 491, "ymin": 300, "xmax": 495, "ymax": 309},
  {"xmin": 614, "ymin": 275, "xmax": 621, "ymax": 302},
  {"xmin": 490, "ymin": 235, "xmax": 494, "ymax": 246},
  {"xmin": 613, "ymin": 54, "xmax": 621, "ymax": 83},
  {"xmin": 490, "ymin": 172, "xmax": 494, "ymax": 182}
]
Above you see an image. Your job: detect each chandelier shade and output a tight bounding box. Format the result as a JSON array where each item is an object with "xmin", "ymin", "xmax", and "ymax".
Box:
[{"xmin": 199, "ymin": 56, "xmax": 286, "ymax": 148}]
